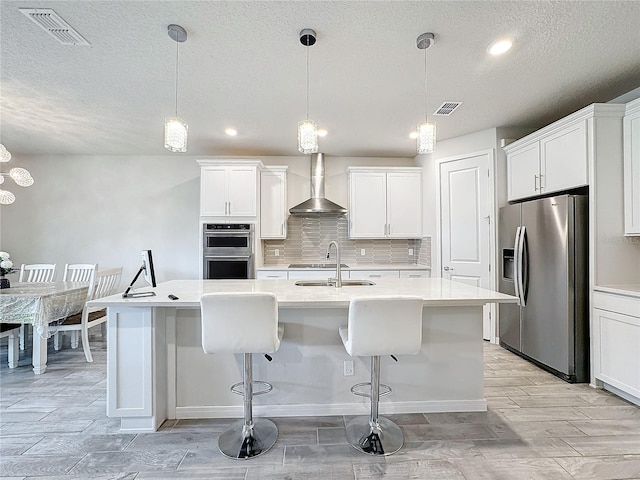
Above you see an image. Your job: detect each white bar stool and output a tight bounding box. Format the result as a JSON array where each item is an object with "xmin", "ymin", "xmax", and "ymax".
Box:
[
  {"xmin": 200, "ymin": 292, "xmax": 283, "ymax": 459},
  {"xmin": 339, "ymin": 296, "xmax": 423, "ymax": 456}
]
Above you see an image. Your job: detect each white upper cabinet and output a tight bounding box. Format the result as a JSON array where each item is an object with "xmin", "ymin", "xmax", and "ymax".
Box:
[
  {"xmin": 198, "ymin": 160, "xmax": 262, "ymax": 217},
  {"xmin": 624, "ymin": 99, "xmax": 640, "ymax": 235},
  {"xmin": 506, "ymin": 117, "xmax": 587, "ymax": 202},
  {"xmin": 260, "ymin": 166, "xmax": 288, "ymax": 239},
  {"xmin": 507, "ymin": 143, "xmax": 541, "ymax": 200},
  {"xmin": 348, "ymin": 167, "xmax": 422, "ymax": 239}
]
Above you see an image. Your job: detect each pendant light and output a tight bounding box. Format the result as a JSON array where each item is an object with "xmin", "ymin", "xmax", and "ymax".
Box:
[
  {"xmin": 164, "ymin": 24, "xmax": 188, "ymax": 153},
  {"xmin": 298, "ymin": 28, "xmax": 318, "ymax": 154},
  {"xmin": 416, "ymin": 32, "xmax": 436, "ymax": 154},
  {"xmin": 0, "ymin": 144, "xmax": 35, "ymax": 205}
]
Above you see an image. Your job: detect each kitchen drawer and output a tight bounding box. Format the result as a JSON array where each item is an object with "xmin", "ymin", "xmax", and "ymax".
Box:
[
  {"xmin": 399, "ymin": 270, "xmax": 430, "ymax": 279},
  {"xmin": 256, "ymin": 270, "xmax": 287, "ymax": 279},
  {"xmin": 348, "ymin": 270, "xmax": 399, "ymax": 280}
]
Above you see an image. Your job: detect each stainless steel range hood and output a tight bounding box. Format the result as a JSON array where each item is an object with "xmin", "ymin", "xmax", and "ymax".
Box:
[{"xmin": 289, "ymin": 153, "xmax": 347, "ymax": 215}]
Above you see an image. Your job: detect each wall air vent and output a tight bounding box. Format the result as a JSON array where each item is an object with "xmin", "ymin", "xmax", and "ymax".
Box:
[
  {"xmin": 19, "ymin": 8, "xmax": 91, "ymax": 46},
  {"xmin": 433, "ymin": 102, "xmax": 462, "ymax": 116}
]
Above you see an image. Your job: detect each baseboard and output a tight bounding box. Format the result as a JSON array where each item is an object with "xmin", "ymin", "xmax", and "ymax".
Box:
[{"xmin": 175, "ymin": 399, "xmax": 487, "ymax": 419}]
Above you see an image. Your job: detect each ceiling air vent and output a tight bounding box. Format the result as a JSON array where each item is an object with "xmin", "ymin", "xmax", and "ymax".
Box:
[
  {"xmin": 433, "ymin": 102, "xmax": 462, "ymax": 116},
  {"xmin": 19, "ymin": 8, "xmax": 91, "ymax": 46}
]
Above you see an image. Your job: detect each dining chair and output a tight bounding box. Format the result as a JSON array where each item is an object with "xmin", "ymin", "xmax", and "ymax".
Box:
[
  {"xmin": 53, "ymin": 264, "xmax": 98, "ymax": 351},
  {"xmin": 50, "ymin": 266, "xmax": 123, "ymax": 362},
  {"xmin": 18, "ymin": 263, "xmax": 57, "ymax": 350},
  {"xmin": 18, "ymin": 264, "xmax": 57, "ymax": 283},
  {"xmin": 62, "ymin": 263, "xmax": 98, "ymax": 283},
  {"xmin": 0, "ymin": 323, "xmax": 21, "ymax": 368}
]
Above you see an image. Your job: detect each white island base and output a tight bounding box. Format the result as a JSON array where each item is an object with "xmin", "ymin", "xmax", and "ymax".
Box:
[{"xmin": 97, "ymin": 279, "xmax": 517, "ymax": 433}]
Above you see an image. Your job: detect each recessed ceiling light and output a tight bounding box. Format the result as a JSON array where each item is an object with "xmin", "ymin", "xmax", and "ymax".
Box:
[
  {"xmin": 317, "ymin": 128, "xmax": 328, "ymax": 137},
  {"xmin": 225, "ymin": 128, "xmax": 238, "ymax": 136},
  {"xmin": 487, "ymin": 37, "xmax": 514, "ymax": 56},
  {"xmin": 409, "ymin": 131, "xmax": 418, "ymax": 140}
]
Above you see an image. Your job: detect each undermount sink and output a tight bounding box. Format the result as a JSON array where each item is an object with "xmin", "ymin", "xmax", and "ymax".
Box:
[{"xmin": 294, "ymin": 280, "xmax": 376, "ymax": 287}]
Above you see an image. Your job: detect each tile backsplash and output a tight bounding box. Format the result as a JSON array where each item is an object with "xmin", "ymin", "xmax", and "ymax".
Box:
[{"xmin": 263, "ymin": 216, "xmax": 431, "ymax": 267}]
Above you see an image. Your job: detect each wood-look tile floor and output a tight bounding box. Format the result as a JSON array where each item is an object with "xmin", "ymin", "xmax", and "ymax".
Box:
[{"xmin": 1, "ymin": 333, "xmax": 639, "ymax": 479}]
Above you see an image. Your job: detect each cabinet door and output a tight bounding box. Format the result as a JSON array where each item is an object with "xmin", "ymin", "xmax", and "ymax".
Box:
[
  {"xmin": 227, "ymin": 167, "xmax": 257, "ymax": 216},
  {"xmin": 593, "ymin": 307, "xmax": 640, "ymax": 399},
  {"xmin": 541, "ymin": 120, "xmax": 588, "ymax": 194},
  {"xmin": 386, "ymin": 172, "xmax": 422, "ymax": 238},
  {"xmin": 507, "ymin": 143, "xmax": 540, "ymax": 201},
  {"xmin": 349, "ymin": 172, "xmax": 387, "ymax": 238},
  {"xmin": 200, "ymin": 167, "xmax": 227, "ymax": 216},
  {"xmin": 624, "ymin": 108, "xmax": 640, "ymax": 235},
  {"xmin": 261, "ymin": 170, "xmax": 287, "ymax": 238}
]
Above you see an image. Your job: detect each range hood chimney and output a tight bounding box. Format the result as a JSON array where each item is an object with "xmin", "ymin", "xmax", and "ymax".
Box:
[{"xmin": 289, "ymin": 153, "xmax": 347, "ymax": 216}]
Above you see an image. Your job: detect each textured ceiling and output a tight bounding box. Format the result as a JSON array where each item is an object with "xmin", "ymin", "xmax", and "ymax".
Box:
[{"xmin": 1, "ymin": 0, "xmax": 639, "ymax": 158}]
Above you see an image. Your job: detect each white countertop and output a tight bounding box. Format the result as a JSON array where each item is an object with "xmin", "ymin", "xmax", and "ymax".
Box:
[
  {"xmin": 90, "ymin": 278, "xmax": 517, "ymax": 309},
  {"xmin": 593, "ymin": 284, "xmax": 640, "ymax": 299},
  {"xmin": 258, "ymin": 263, "xmax": 430, "ymax": 271}
]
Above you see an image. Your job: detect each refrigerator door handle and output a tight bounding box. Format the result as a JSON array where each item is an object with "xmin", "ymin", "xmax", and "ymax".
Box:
[
  {"xmin": 517, "ymin": 225, "xmax": 527, "ymax": 307},
  {"xmin": 514, "ymin": 226, "xmax": 521, "ymax": 302}
]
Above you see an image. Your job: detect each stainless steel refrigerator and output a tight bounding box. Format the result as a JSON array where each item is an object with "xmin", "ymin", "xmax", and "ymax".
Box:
[{"xmin": 498, "ymin": 194, "xmax": 589, "ymax": 383}]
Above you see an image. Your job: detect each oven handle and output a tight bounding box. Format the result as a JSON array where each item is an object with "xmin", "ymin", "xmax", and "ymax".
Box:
[{"xmin": 204, "ymin": 255, "xmax": 252, "ymax": 259}]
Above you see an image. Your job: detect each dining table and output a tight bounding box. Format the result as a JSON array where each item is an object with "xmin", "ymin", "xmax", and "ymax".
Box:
[{"xmin": 0, "ymin": 281, "xmax": 89, "ymax": 374}]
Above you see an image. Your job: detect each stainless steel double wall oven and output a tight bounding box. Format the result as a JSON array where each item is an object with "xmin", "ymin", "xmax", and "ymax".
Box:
[{"xmin": 202, "ymin": 223, "xmax": 255, "ymax": 279}]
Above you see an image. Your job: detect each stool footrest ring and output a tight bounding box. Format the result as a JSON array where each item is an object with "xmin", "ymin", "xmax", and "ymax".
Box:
[
  {"xmin": 231, "ymin": 380, "xmax": 273, "ymax": 397},
  {"xmin": 350, "ymin": 382, "xmax": 392, "ymax": 398}
]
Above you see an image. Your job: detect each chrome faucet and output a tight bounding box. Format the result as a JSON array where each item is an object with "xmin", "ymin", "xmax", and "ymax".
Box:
[{"xmin": 326, "ymin": 241, "xmax": 342, "ymax": 287}]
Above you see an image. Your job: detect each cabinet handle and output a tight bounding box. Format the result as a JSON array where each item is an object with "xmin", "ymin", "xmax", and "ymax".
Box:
[
  {"xmin": 539, "ymin": 174, "xmax": 544, "ymax": 190},
  {"xmin": 227, "ymin": 201, "xmax": 231, "ymax": 215},
  {"xmin": 534, "ymin": 175, "xmax": 539, "ymax": 191},
  {"xmin": 408, "ymin": 274, "xmax": 421, "ymax": 278},
  {"xmin": 281, "ymin": 224, "xmax": 284, "ymax": 236},
  {"xmin": 370, "ymin": 274, "xmax": 382, "ymax": 278}
]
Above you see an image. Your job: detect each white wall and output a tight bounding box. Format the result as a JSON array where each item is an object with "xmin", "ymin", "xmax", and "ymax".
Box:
[
  {"xmin": 0, "ymin": 154, "xmax": 414, "ymax": 286},
  {"xmin": 416, "ymin": 127, "xmax": 532, "ymax": 276}
]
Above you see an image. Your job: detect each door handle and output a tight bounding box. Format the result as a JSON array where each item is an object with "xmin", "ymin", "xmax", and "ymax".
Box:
[
  {"xmin": 443, "ymin": 266, "xmax": 454, "ymax": 271},
  {"xmin": 517, "ymin": 225, "xmax": 527, "ymax": 307},
  {"xmin": 513, "ymin": 226, "xmax": 521, "ymax": 304}
]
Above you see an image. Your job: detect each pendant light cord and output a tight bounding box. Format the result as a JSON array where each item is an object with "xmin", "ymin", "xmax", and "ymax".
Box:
[
  {"xmin": 175, "ymin": 35, "xmax": 179, "ymax": 118},
  {"xmin": 305, "ymin": 39, "xmax": 310, "ymax": 120},
  {"xmin": 423, "ymin": 46, "xmax": 428, "ymax": 122}
]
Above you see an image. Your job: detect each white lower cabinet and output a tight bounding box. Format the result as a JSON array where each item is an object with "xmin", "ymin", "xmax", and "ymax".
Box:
[
  {"xmin": 256, "ymin": 270, "xmax": 287, "ymax": 279},
  {"xmin": 592, "ymin": 290, "xmax": 640, "ymax": 405},
  {"xmin": 258, "ymin": 268, "xmax": 430, "ymax": 280},
  {"xmin": 287, "ymin": 270, "xmax": 335, "ymax": 280},
  {"xmin": 399, "ymin": 269, "xmax": 430, "ymax": 279},
  {"xmin": 349, "ymin": 270, "xmax": 399, "ymax": 280}
]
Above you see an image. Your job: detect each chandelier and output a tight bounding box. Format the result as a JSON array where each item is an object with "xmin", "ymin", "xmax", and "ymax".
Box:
[{"xmin": 0, "ymin": 144, "xmax": 34, "ymax": 205}]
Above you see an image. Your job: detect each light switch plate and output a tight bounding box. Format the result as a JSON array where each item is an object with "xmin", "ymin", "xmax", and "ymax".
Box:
[
  {"xmin": 360, "ymin": 249, "xmax": 366, "ymax": 256},
  {"xmin": 344, "ymin": 360, "xmax": 354, "ymax": 376},
  {"xmin": 275, "ymin": 249, "xmax": 280, "ymax": 257}
]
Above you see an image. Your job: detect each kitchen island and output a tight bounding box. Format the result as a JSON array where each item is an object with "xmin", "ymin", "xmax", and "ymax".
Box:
[{"xmin": 90, "ymin": 278, "xmax": 517, "ymax": 432}]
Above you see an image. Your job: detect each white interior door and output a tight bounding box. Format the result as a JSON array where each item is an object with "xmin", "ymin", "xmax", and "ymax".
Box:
[{"xmin": 440, "ymin": 152, "xmax": 493, "ymax": 339}]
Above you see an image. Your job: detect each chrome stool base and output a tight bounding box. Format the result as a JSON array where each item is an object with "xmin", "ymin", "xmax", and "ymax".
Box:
[
  {"xmin": 218, "ymin": 418, "xmax": 279, "ymax": 459},
  {"xmin": 345, "ymin": 416, "xmax": 403, "ymax": 456}
]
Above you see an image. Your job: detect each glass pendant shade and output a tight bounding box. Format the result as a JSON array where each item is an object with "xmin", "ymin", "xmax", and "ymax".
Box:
[
  {"xmin": 164, "ymin": 118, "xmax": 188, "ymax": 153},
  {"xmin": 417, "ymin": 121, "xmax": 436, "ymax": 154},
  {"xmin": 0, "ymin": 144, "xmax": 11, "ymax": 162},
  {"xmin": 298, "ymin": 119, "xmax": 318, "ymax": 154},
  {"xmin": 0, "ymin": 190, "xmax": 16, "ymax": 205}
]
